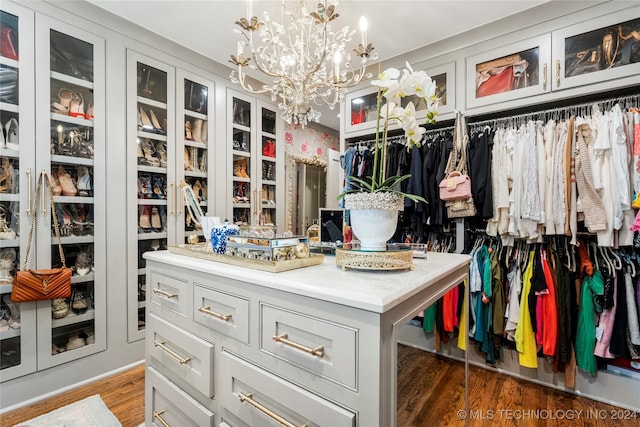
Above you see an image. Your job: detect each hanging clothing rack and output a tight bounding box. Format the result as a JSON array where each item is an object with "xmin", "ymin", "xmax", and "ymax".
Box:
[
  {"xmin": 346, "ymin": 134, "xmax": 406, "ymax": 147},
  {"xmin": 468, "ymin": 93, "xmax": 639, "ymax": 130}
]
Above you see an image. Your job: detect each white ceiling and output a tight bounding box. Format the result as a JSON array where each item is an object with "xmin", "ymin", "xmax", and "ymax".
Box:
[{"xmin": 87, "ymin": 0, "xmax": 549, "ymax": 130}]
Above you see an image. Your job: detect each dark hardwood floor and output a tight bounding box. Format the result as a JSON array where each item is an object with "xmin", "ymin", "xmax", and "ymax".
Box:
[{"xmin": 1, "ymin": 346, "xmax": 637, "ymax": 427}]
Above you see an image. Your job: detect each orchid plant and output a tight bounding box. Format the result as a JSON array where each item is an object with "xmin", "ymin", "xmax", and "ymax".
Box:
[{"xmin": 339, "ymin": 62, "xmax": 439, "ymax": 203}]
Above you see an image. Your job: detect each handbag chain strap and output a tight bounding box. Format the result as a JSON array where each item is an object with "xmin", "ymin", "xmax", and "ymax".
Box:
[
  {"xmin": 21, "ymin": 172, "xmax": 66, "ymax": 271},
  {"xmin": 445, "ymin": 111, "xmax": 469, "ymax": 175}
]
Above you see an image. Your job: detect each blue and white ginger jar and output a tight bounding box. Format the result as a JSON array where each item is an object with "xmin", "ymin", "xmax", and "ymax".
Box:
[{"xmin": 211, "ymin": 220, "xmax": 239, "ymax": 254}]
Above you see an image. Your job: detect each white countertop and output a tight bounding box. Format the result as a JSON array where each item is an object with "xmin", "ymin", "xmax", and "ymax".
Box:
[{"xmin": 145, "ymin": 251, "xmax": 470, "ymax": 313}]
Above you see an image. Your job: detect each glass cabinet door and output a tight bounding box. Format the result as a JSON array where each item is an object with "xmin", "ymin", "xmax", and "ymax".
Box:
[
  {"xmin": 0, "ymin": 2, "xmax": 36, "ymax": 382},
  {"xmin": 127, "ymin": 51, "xmax": 174, "ymax": 342},
  {"xmin": 35, "ymin": 16, "xmax": 106, "ymax": 370},
  {"xmin": 177, "ymin": 71, "xmax": 213, "ymax": 244},
  {"xmin": 258, "ymin": 104, "xmax": 277, "ymax": 228},
  {"xmin": 229, "ymin": 91, "xmax": 254, "ymax": 226}
]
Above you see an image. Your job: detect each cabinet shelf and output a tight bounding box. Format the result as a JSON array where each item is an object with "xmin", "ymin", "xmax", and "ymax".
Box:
[
  {"xmin": 0, "ymin": 194, "xmax": 19, "ymax": 202},
  {"xmin": 54, "ymin": 195, "xmax": 94, "ymax": 204},
  {"xmin": 184, "ymin": 170, "xmax": 207, "ymax": 178},
  {"xmin": 0, "ymin": 283, "xmax": 13, "ymax": 294},
  {"xmin": 59, "ymin": 235, "xmax": 95, "ymax": 245},
  {"xmin": 51, "ymin": 308, "xmax": 95, "ymax": 328},
  {"xmin": 184, "ymin": 140, "xmax": 206, "ymax": 149},
  {"xmin": 0, "ymin": 148, "xmax": 19, "ymax": 158},
  {"xmin": 261, "ymin": 156, "xmax": 276, "ymax": 163},
  {"xmin": 136, "ymin": 96, "xmax": 166, "ymax": 110},
  {"xmin": 0, "ymin": 102, "xmax": 19, "ymax": 114},
  {"xmin": 0, "ymin": 327, "xmax": 21, "ymax": 341},
  {"xmin": 137, "ymin": 164, "xmax": 167, "ymax": 174},
  {"xmin": 136, "ymin": 130, "xmax": 167, "ymax": 142},
  {"xmin": 50, "ymin": 71, "xmax": 94, "ymax": 89},
  {"xmin": 184, "ymin": 110, "xmax": 207, "ymax": 120},
  {"xmin": 51, "ymin": 112, "xmax": 94, "ymax": 127},
  {"xmin": 0, "ymin": 57, "xmax": 18, "ymax": 69},
  {"xmin": 71, "ymin": 272, "xmax": 95, "ymax": 284},
  {"xmin": 51, "ymin": 155, "xmax": 94, "ymax": 166},
  {"xmin": 0, "ymin": 239, "xmax": 19, "ymax": 249},
  {"xmin": 232, "ymin": 150, "xmax": 251, "ymax": 158},
  {"xmin": 137, "ymin": 198, "xmax": 167, "ymax": 206},
  {"xmin": 138, "ymin": 231, "xmax": 168, "ymax": 240}
]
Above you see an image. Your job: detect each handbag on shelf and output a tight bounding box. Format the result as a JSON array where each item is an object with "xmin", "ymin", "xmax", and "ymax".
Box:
[
  {"xmin": 440, "ymin": 111, "xmax": 477, "ymax": 218},
  {"xmin": 11, "ymin": 172, "xmax": 72, "ymax": 302}
]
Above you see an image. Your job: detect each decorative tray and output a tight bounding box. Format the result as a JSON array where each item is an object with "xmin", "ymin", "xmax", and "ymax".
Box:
[
  {"xmin": 168, "ymin": 243, "xmax": 324, "ymax": 273},
  {"xmin": 335, "ymin": 247, "xmax": 414, "ymax": 271}
]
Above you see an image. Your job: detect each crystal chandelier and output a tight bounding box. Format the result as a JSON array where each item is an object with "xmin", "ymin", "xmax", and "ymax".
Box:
[{"xmin": 230, "ymin": 0, "xmax": 377, "ymax": 127}]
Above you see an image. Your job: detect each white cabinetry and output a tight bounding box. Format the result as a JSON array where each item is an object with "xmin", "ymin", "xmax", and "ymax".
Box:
[
  {"xmin": 144, "ymin": 250, "xmax": 469, "ymax": 427},
  {"xmin": 1, "ymin": 2, "xmax": 108, "ymax": 380},
  {"xmin": 227, "ymin": 90, "xmax": 284, "ymax": 230}
]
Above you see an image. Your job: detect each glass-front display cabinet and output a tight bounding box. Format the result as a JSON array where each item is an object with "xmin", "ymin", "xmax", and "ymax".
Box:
[
  {"xmin": 227, "ymin": 90, "xmax": 283, "ymax": 230},
  {"xmin": 35, "ymin": 16, "xmax": 106, "ymax": 371},
  {"xmin": 127, "ymin": 51, "xmax": 174, "ymax": 342},
  {"xmin": 0, "ymin": 2, "xmax": 35, "ymax": 382},
  {"xmin": 552, "ymin": 7, "xmax": 640, "ymax": 90},
  {"xmin": 177, "ymin": 70, "xmax": 213, "ymax": 245}
]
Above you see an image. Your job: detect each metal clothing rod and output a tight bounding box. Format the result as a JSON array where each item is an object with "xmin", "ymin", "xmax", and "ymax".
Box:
[{"xmin": 468, "ymin": 93, "xmax": 639, "ymax": 129}]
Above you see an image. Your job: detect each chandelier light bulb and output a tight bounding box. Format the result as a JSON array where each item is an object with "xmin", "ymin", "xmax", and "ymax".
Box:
[{"xmin": 359, "ymin": 16, "xmax": 368, "ymax": 46}]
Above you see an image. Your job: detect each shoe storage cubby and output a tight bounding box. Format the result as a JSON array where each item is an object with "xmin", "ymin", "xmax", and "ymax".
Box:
[{"xmin": 227, "ymin": 91, "xmax": 283, "ymax": 229}]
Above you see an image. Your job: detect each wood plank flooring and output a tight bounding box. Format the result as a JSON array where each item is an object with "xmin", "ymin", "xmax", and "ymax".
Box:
[{"xmin": 1, "ymin": 346, "xmax": 637, "ymax": 427}]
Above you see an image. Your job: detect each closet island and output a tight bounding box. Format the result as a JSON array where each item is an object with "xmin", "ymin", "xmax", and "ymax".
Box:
[{"xmin": 143, "ymin": 250, "xmax": 469, "ymax": 427}]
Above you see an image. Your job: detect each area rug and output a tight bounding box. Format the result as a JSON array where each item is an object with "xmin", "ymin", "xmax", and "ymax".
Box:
[{"xmin": 14, "ymin": 394, "xmax": 121, "ymax": 427}]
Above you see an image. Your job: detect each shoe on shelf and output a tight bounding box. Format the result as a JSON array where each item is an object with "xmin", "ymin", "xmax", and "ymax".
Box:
[
  {"xmin": 85, "ymin": 328, "xmax": 95, "ymax": 345},
  {"xmin": 51, "ymin": 298, "xmax": 69, "ymax": 319},
  {"xmin": 56, "ymin": 165, "xmax": 77, "ymax": 196},
  {"xmin": 76, "ymin": 166, "xmax": 92, "ymax": 197},
  {"xmin": 2, "ymin": 294, "xmax": 20, "ymax": 329},
  {"xmin": 65, "ymin": 331, "xmax": 87, "ymax": 351},
  {"xmin": 4, "ymin": 118, "xmax": 19, "ymax": 150}
]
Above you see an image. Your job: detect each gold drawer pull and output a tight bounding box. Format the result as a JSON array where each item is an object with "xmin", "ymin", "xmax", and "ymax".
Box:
[
  {"xmin": 153, "ymin": 409, "xmax": 171, "ymax": 427},
  {"xmin": 239, "ymin": 392, "xmax": 307, "ymax": 427},
  {"xmin": 543, "ymin": 63, "xmax": 547, "ymax": 90},
  {"xmin": 556, "ymin": 59, "xmax": 561, "ymax": 85},
  {"xmin": 153, "ymin": 288, "xmax": 178, "ymax": 298},
  {"xmin": 154, "ymin": 340, "xmax": 191, "ymax": 365},
  {"xmin": 198, "ymin": 305, "xmax": 232, "ymax": 321},
  {"xmin": 272, "ymin": 333, "xmax": 324, "ymax": 358}
]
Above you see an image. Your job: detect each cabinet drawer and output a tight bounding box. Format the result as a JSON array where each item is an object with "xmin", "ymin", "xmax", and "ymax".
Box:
[
  {"xmin": 150, "ymin": 271, "xmax": 189, "ymax": 318},
  {"xmin": 260, "ymin": 303, "xmax": 357, "ymax": 389},
  {"xmin": 221, "ymin": 350, "xmax": 356, "ymax": 427},
  {"xmin": 147, "ymin": 313, "xmax": 215, "ymax": 398},
  {"xmin": 146, "ymin": 367, "xmax": 214, "ymax": 427},
  {"xmin": 194, "ymin": 284, "xmax": 249, "ymax": 344}
]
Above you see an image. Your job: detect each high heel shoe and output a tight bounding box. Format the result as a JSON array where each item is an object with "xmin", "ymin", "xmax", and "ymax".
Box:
[
  {"xmin": 4, "ymin": 118, "xmax": 19, "ymax": 150},
  {"xmin": 149, "ymin": 109, "xmax": 166, "ymax": 135},
  {"xmin": 184, "ymin": 147, "xmax": 194, "ymax": 171},
  {"xmin": 76, "ymin": 166, "xmax": 92, "ymax": 197},
  {"xmin": 156, "ymin": 141, "xmax": 168, "ymax": 168},
  {"xmin": 200, "ymin": 181, "xmax": 208, "ymax": 202},
  {"xmin": 185, "ymin": 121, "xmax": 193, "ymax": 141},
  {"xmin": 139, "ymin": 206, "xmax": 151, "ymax": 231},
  {"xmin": 49, "ymin": 170, "xmax": 63, "ymax": 196},
  {"xmin": 0, "ymin": 157, "xmax": 14, "ymax": 193},
  {"xmin": 151, "ymin": 207, "xmax": 161, "ymax": 231},
  {"xmin": 191, "ymin": 119, "xmax": 203, "ymax": 142},
  {"xmin": 84, "ymin": 102, "xmax": 94, "ymax": 120},
  {"xmin": 138, "ymin": 107, "xmax": 154, "ymax": 132},
  {"xmin": 57, "ymin": 165, "xmax": 77, "ymax": 196},
  {"xmin": 141, "ymin": 139, "xmax": 159, "ymax": 167},
  {"xmin": 70, "ymin": 288, "xmax": 88, "ymax": 315},
  {"xmin": 2, "ymin": 294, "xmax": 20, "ymax": 329},
  {"xmin": 51, "ymin": 298, "xmax": 69, "ymax": 319},
  {"xmin": 1, "ymin": 27, "xmax": 19, "ymax": 61},
  {"xmin": 68, "ymin": 91, "xmax": 85, "ymax": 118},
  {"xmin": 192, "ymin": 180, "xmax": 202, "ymax": 202},
  {"xmin": 51, "ymin": 88, "xmax": 77, "ymax": 115}
]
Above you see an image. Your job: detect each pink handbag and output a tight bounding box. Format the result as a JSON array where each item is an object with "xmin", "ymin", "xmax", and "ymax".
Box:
[{"xmin": 439, "ymin": 171, "xmax": 472, "ymax": 201}]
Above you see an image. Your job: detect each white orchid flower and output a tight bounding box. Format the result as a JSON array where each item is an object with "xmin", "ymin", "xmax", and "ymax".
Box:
[
  {"xmin": 404, "ymin": 116, "xmax": 426, "ymax": 147},
  {"xmin": 380, "ymin": 101, "xmax": 404, "ymax": 125},
  {"xmin": 371, "ymin": 67, "xmax": 400, "ymax": 88}
]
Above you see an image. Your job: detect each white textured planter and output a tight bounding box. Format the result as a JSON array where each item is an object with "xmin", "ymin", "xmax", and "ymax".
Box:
[{"xmin": 344, "ymin": 192, "xmax": 403, "ymax": 251}]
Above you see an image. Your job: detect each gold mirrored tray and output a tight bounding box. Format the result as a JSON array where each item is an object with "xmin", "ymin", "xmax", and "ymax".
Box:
[{"xmin": 335, "ymin": 248, "xmax": 414, "ymax": 271}]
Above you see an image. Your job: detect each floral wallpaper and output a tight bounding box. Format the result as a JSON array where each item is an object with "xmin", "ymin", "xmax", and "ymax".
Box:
[{"xmin": 284, "ymin": 124, "xmax": 339, "ymax": 161}]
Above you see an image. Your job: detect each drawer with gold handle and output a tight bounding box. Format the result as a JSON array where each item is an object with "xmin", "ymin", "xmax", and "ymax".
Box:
[{"xmin": 194, "ymin": 284, "xmax": 249, "ymax": 344}]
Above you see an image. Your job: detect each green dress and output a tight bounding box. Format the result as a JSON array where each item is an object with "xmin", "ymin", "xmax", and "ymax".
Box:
[{"xmin": 575, "ymin": 270, "xmax": 604, "ymax": 375}]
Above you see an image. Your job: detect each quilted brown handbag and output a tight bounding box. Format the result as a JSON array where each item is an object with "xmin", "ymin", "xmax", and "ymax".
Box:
[{"xmin": 11, "ymin": 173, "xmax": 72, "ymax": 302}]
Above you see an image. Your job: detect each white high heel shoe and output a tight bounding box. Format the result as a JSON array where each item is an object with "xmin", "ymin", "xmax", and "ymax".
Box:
[{"xmin": 4, "ymin": 118, "xmax": 19, "ymax": 150}]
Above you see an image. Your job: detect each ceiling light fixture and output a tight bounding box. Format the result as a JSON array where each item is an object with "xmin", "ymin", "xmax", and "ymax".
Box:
[{"xmin": 230, "ymin": 0, "xmax": 377, "ymax": 127}]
